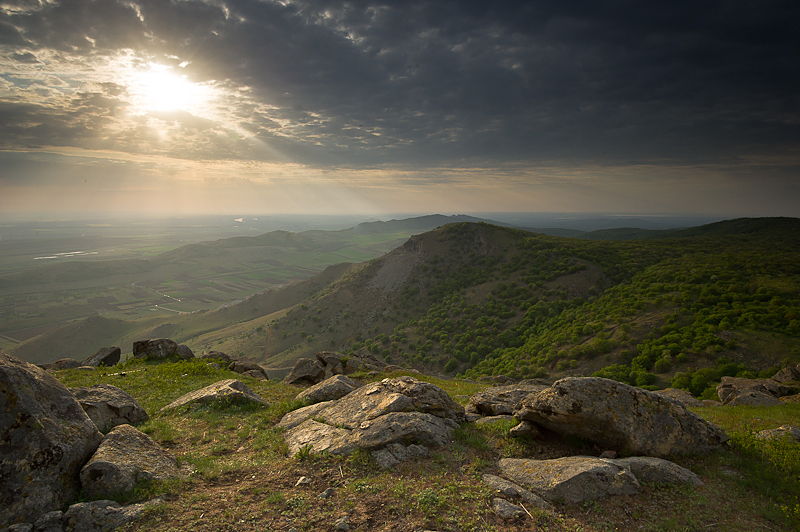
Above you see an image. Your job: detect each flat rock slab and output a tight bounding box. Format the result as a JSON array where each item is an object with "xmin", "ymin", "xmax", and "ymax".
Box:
[
  {"xmin": 159, "ymin": 379, "xmax": 266, "ymax": 412},
  {"xmin": 716, "ymin": 376, "xmax": 795, "ymax": 404},
  {"xmin": 80, "ymin": 424, "xmax": 181, "ymax": 499},
  {"xmin": 296, "ymin": 374, "xmax": 362, "ymax": 404},
  {"xmin": 756, "ymin": 425, "xmax": 800, "ymax": 442},
  {"xmin": 69, "ymin": 384, "xmax": 149, "ymax": 432},
  {"xmin": 481, "ymin": 474, "xmax": 552, "ymax": 510},
  {"xmin": 371, "ymin": 443, "xmax": 429, "ymax": 469},
  {"xmin": 498, "ymin": 455, "xmax": 702, "ymax": 504},
  {"xmin": 515, "ymin": 377, "xmax": 728, "ymax": 457},
  {"xmin": 0, "ymin": 353, "xmax": 103, "ymax": 528},
  {"xmin": 499, "ymin": 456, "xmax": 641, "ymax": 504},
  {"xmin": 725, "ymin": 390, "xmax": 784, "ymax": 407},
  {"xmin": 492, "ymin": 498, "xmax": 526, "ymax": 519}
]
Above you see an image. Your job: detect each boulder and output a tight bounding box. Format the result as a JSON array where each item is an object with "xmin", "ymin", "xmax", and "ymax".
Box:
[
  {"xmin": 491, "ymin": 498, "xmax": 526, "ymax": 519},
  {"xmin": 46, "ymin": 358, "xmax": 82, "ymax": 372},
  {"xmin": 509, "ymin": 420, "xmax": 542, "ymax": 439},
  {"xmin": 612, "ymin": 456, "xmax": 703, "ymax": 486},
  {"xmin": 62, "ymin": 498, "xmax": 162, "ymax": 532},
  {"xmin": 780, "ymin": 394, "xmax": 800, "ymax": 403},
  {"xmin": 498, "ymin": 456, "xmax": 640, "ymax": 504},
  {"xmin": 716, "ymin": 376, "xmax": 795, "ymax": 405},
  {"xmin": 81, "ymin": 347, "xmax": 121, "ymax": 368},
  {"xmin": 653, "ymin": 388, "xmax": 704, "ymax": 408},
  {"xmin": 481, "ymin": 474, "xmax": 552, "ymax": 510},
  {"xmin": 132, "ymin": 338, "xmax": 181, "ymax": 360},
  {"xmin": 69, "ymin": 384, "xmax": 149, "ymax": 432},
  {"xmin": 0, "ymin": 353, "xmax": 103, "ymax": 528},
  {"xmin": 158, "ymin": 379, "xmax": 266, "ymax": 413},
  {"xmin": 515, "ymin": 377, "xmax": 728, "ymax": 457},
  {"xmin": 198, "ymin": 351, "xmax": 232, "ymax": 363},
  {"xmin": 725, "ymin": 390, "xmax": 784, "ymax": 407},
  {"xmin": 228, "ymin": 361, "xmax": 268, "ymax": 380},
  {"xmin": 756, "ymin": 425, "xmax": 800, "ymax": 442},
  {"xmin": 468, "ymin": 384, "xmax": 549, "ymax": 416},
  {"xmin": 771, "ymin": 365, "xmax": 800, "ymax": 384},
  {"xmin": 284, "ymin": 358, "xmax": 325, "ymax": 385},
  {"xmin": 296, "ymin": 375, "xmax": 361, "ymax": 404},
  {"xmin": 32, "ymin": 510, "xmax": 63, "ymax": 532},
  {"xmin": 80, "ymin": 424, "xmax": 181, "ymax": 498},
  {"xmin": 280, "ymin": 376, "xmax": 464, "ymax": 459},
  {"xmin": 175, "ymin": 344, "xmax": 194, "ymax": 360}
]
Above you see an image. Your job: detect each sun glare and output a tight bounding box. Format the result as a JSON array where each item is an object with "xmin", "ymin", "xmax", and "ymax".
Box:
[{"xmin": 130, "ymin": 64, "xmax": 211, "ymax": 113}]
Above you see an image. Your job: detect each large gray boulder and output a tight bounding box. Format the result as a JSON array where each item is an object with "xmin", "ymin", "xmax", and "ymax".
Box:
[
  {"xmin": 80, "ymin": 424, "xmax": 181, "ymax": 499},
  {"xmin": 158, "ymin": 379, "xmax": 266, "ymax": 413},
  {"xmin": 62, "ymin": 498, "xmax": 162, "ymax": 532},
  {"xmin": 228, "ymin": 361, "xmax": 268, "ymax": 380},
  {"xmin": 69, "ymin": 384, "xmax": 149, "ymax": 432},
  {"xmin": 756, "ymin": 425, "xmax": 800, "ymax": 442},
  {"xmin": 468, "ymin": 383, "xmax": 549, "ymax": 416},
  {"xmin": 80, "ymin": 347, "xmax": 121, "ymax": 368},
  {"xmin": 132, "ymin": 339, "xmax": 193, "ymax": 360},
  {"xmin": 499, "ymin": 456, "xmax": 641, "ymax": 504},
  {"xmin": 0, "ymin": 353, "xmax": 103, "ymax": 528},
  {"xmin": 280, "ymin": 376, "xmax": 464, "ymax": 459},
  {"xmin": 725, "ymin": 390, "xmax": 784, "ymax": 406},
  {"xmin": 284, "ymin": 358, "xmax": 325, "ymax": 385},
  {"xmin": 515, "ymin": 377, "xmax": 728, "ymax": 457},
  {"xmin": 295, "ymin": 374, "xmax": 361, "ymax": 404}
]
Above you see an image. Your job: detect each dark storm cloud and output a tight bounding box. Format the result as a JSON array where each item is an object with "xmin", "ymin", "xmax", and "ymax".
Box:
[{"xmin": 1, "ymin": 0, "xmax": 799, "ymax": 168}]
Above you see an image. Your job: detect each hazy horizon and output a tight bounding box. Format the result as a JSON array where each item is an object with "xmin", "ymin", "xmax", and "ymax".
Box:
[{"xmin": 2, "ymin": 2, "xmax": 799, "ymax": 217}]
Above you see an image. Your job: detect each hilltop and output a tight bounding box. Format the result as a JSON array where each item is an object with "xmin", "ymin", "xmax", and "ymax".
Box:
[{"xmin": 5, "ymin": 217, "xmax": 800, "ymax": 402}]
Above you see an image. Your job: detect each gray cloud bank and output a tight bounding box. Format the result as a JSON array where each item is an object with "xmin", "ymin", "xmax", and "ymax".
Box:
[{"xmin": 1, "ymin": 0, "xmax": 799, "ymax": 216}]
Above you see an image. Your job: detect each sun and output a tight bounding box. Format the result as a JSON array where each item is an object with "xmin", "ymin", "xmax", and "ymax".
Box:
[{"xmin": 129, "ymin": 63, "xmax": 211, "ymax": 113}]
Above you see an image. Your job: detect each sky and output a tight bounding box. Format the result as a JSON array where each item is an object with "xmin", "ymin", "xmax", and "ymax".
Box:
[{"xmin": 1, "ymin": 0, "xmax": 799, "ymax": 217}]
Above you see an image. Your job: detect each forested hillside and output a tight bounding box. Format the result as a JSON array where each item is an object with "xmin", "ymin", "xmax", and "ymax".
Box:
[{"xmin": 309, "ymin": 218, "xmax": 800, "ymax": 398}]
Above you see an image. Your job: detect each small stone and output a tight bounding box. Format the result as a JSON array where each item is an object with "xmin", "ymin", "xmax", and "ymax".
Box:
[
  {"xmin": 333, "ymin": 515, "xmax": 351, "ymax": 531},
  {"xmin": 599, "ymin": 450, "xmax": 618, "ymax": 459},
  {"xmin": 296, "ymin": 476, "xmax": 312, "ymax": 486},
  {"xmin": 491, "ymin": 498, "xmax": 525, "ymax": 519},
  {"xmin": 319, "ymin": 488, "xmax": 335, "ymax": 499}
]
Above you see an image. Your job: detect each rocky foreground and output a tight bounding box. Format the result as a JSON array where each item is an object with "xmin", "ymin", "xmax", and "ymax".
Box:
[{"xmin": 2, "ymin": 341, "xmax": 799, "ymax": 531}]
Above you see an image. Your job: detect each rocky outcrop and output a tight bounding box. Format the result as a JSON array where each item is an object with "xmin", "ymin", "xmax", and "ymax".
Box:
[
  {"xmin": 715, "ymin": 376, "xmax": 796, "ymax": 406},
  {"xmin": 159, "ymin": 379, "xmax": 266, "ymax": 413},
  {"xmin": 228, "ymin": 361, "xmax": 268, "ymax": 380},
  {"xmin": 280, "ymin": 376, "xmax": 464, "ymax": 461},
  {"xmin": 295, "ymin": 375, "xmax": 361, "ymax": 404},
  {"xmin": 198, "ymin": 351, "xmax": 232, "ymax": 363},
  {"xmin": 0, "ymin": 353, "xmax": 103, "ymax": 528},
  {"xmin": 481, "ymin": 474, "xmax": 552, "ymax": 510},
  {"xmin": 132, "ymin": 339, "xmax": 193, "ymax": 360},
  {"xmin": 515, "ymin": 377, "xmax": 728, "ymax": 457},
  {"xmin": 771, "ymin": 365, "xmax": 800, "ymax": 384},
  {"xmin": 284, "ymin": 351, "xmax": 387, "ymax": 386},
  {"xmin": 69, "ymin": 384, "xmax": 149, "ymax": 432},
  {"xmin": 81, "ymin": 347, "xmax": 121, "ymax": 368},
  {"xmin": 80, "ymin": 424, "xmax": 181, "ymax": 499},
  {"xmin": 497, "ymin": 455, "xmax": 701, "ymax": 504},
  {"xmin": 467, "ymin": 383, "xmax": 549, "ymax": 417},
  {"xmin": 284, "ymin": 358, "xmax": 325, "ymax": 385},
  {"xmin": 62, "ymin": 498, "xmax": 163, "ymax": 532}
]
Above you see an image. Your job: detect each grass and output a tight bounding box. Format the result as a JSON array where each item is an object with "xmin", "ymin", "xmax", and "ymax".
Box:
[{"xmin": 48, "ymin": 358, "xmax": 800, "ymax": 532}]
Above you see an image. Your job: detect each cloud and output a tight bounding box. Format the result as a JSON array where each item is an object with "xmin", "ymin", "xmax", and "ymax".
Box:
[{"xmin": 1, "ymin": 0, "xmax": 799, "ymax": 215}]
